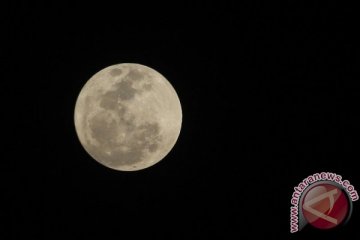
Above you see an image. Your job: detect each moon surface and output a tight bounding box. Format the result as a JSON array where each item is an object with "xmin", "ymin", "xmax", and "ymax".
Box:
[{"xmin": 74, "ymin": 63, "xmax": 182, "ymax": 171}]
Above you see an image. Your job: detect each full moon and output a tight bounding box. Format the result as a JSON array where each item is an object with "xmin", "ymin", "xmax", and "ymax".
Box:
[{"xmin": 74, "ymin": 63, "xmax": 182, "ymax": 171}]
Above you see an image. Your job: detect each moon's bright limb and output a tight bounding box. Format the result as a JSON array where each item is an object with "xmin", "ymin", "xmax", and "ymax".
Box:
[{"xmin": 74, "ymin": 63, "xmax": 182, "ymax": 171}]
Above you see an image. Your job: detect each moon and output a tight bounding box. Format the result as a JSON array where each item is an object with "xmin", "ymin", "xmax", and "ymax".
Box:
[{"xmin": 74, "ymin": 63, "xmax": 182, "ymax": 171}]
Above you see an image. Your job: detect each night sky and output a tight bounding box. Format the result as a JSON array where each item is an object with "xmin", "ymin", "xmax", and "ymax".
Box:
[{"xmin": 2, "ymin": 1, "xmax": 360, "ymax": 239}]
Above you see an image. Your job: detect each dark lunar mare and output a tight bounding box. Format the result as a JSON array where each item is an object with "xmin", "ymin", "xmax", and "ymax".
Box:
[{"xmin": 86, "ymin": 68, "xmax": 161, "ymax": 168}]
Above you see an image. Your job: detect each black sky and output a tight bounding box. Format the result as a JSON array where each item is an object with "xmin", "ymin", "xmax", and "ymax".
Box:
[{"xmin": 2, "ymin": 1, "xmax": 360, "ymax": 239}]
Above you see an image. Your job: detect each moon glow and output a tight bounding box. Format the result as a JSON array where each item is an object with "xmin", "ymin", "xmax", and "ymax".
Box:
[{"xmin": 74, "ymin": 63, "xmax": 182, "ymax": 171}]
